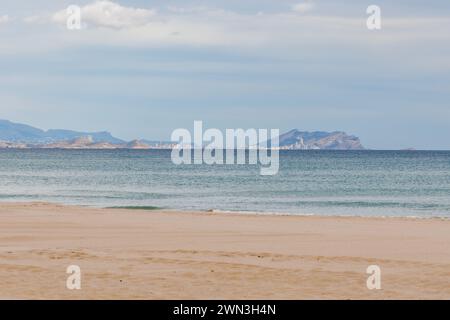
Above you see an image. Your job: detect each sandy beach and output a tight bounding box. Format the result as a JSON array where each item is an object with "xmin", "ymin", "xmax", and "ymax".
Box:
[{"xmin": 0, "ymin": 202, "xmax": 449, "ymax": 300}]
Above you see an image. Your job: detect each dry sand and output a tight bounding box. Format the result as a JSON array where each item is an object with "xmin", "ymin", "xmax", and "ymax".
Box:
[{"xmin": 0, "ymin": 202, "xmax": 449, "ymax": 300}]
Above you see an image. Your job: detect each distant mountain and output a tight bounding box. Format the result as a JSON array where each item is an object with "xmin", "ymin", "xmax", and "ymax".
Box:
[
  {"xmin": 0, "ymin": 119, "xmax": 125, "ymax": 144},
  {"xmin": 0, "ymin": 119, "xmax": 364, "ymax": 150},
  {"xmin": 42, "ymin": 136, "xmax": 125, "ymax": 149},
  {"xmin": 45, "ymin": 129, "xmax": 124, "ymax": 144},
  {"xmin": 124, "ymin": 140, "xmax": 151, "ymax": 149},
  {"xmin": 273, "ymin": 129, "xmax": 364, "ymax": 150}
]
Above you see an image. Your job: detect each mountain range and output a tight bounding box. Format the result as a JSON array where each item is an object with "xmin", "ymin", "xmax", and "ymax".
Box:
[
  {"xmin": 0, "ymin": 119, "xmax": 124, "ymax": 144},
  {"xmin": 0, "ymin": 119, "xmax": 364, "ymax": 150},
  {"xmin": 275, "ymin": 129, "xmax": 364, "ymax": 150}
]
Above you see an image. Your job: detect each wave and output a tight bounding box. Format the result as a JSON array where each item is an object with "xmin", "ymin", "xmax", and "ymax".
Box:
[{"xmin": 106, "ymin": 206, "xmax": 163, "ymax": 210}]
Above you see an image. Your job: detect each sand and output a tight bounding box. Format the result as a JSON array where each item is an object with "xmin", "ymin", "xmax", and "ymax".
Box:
[{"xmin": 0, "ymin": 202, "xmax": 449, "ymax": 300}]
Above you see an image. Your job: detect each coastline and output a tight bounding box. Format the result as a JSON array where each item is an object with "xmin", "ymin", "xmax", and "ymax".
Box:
[
  {"xmin": 5, "ymin": 200, "xmax": 450, "ymax": 220},
  {"xmin": 1, "ymin": 202, "xmax": 449, "ymax": 299}
]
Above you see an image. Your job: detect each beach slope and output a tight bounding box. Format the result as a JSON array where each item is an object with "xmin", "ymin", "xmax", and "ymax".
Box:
[{"xmin": 0, "ymin": 202, "xmax": 449, "ymax": 299}]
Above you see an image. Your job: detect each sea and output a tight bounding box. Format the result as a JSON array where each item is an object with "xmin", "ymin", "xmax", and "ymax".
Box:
[{"xmin": 0, "ymin": 149, "xmax": 449, "ymax": 217}]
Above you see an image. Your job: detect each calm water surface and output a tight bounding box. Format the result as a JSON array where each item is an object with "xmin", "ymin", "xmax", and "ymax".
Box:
[{"xmin": 0, "ymin": 149, "xmax": 449, "ymax": 217}]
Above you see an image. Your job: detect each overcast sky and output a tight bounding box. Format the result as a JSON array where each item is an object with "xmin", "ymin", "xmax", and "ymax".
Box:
[{"xmin": 0, "ymin": 0, "xmax": 449, "ymax": 149}]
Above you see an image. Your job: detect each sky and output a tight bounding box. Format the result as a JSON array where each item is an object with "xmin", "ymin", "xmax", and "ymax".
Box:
[{"xmin": 0, "ymin": 0, "xmax": 449, "ymax": 149}]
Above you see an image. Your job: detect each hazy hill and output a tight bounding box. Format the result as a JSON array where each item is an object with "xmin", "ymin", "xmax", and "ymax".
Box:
[
  {"xmin": 0, "ymin": 119, "xmax": 364, "ymax": 150},
  {"xmin": 0, "ymin": 119, "xmax": 124, "ymax": 144},
  {"xmin": 275, "ymin": 129, "xmax": 364, "ymax": 150}
]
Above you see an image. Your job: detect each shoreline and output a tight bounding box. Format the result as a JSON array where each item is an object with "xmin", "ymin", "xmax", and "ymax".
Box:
[
  {"xmin": 2, "ymin": 200, "xmax": 450, "ymax": 221},
  {"xmin": 1, "ymin": 202, "xmax": 449, "ymax": 299},
  {"xmin": 112, "ymin": 206, "xmax": 450, "ymax": 221}
]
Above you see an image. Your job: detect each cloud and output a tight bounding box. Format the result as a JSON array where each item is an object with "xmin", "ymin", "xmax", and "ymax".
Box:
[
  {"xmin": 47, "ymin": 2, "xmax": 266, "ymax": 47},
  {"xmin": 52, "ymin": 0, "xmax": 156, "ymax": 29},
  {"xmin": 23, "ymin": 15, "xmax": 49, "ymax": 24},
  {"xmin": 5, "ymin": 0, "xmax": 450, "ymax": 69},
  {"xmin": 0, "ymin": 14, "xmax": 10, "ymax": 24},
  {"xmin": 166, "ymin": 6, "xmax": 211, "ymax": 14},
  {"xmin": 292, "ymin": 2, "xmax": 315, "ymax": 14}
]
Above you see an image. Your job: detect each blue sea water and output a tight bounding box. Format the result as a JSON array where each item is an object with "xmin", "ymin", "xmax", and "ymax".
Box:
[{"xmin": 0, "ymin": 149, "xmax": 449, "ymax": 217}]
